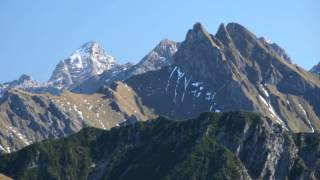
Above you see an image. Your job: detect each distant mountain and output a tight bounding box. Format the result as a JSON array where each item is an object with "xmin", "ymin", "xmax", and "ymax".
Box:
[
  {"xmin": 1, "ymin": 112, "xmax": 319, "ymax": 180},
  {"xmin": 0, "ymin": 74, "xmax": 39, "ymax": 97},
  {"xmin": 106, "ymin": 22, "xmax": 320, "ymax": 133},
  {"xmin": 48, "ymin": 42, "xmax": 117, "ymax": 89},
  {"xmin": 310, "ymin": 61, "xmax": 320, "ymax": 75},
  {"xmin": 73, "ymin": 39, "xmax": 180, "ymax": 94}
]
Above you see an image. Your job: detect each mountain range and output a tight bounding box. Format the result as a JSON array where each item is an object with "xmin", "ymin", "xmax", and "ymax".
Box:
[{"xmin": 0, "ymin": 21, "xmax": 319, "ymax": 179}]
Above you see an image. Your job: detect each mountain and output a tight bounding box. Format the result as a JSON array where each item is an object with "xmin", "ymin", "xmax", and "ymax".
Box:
[
  {"xmin": 0, "ymin": 75, "xmax": 39, "ymax": 97},
  {"xmin": 0, "ymin": 84, "xmax": 155, "ymax": 153},
  {"xmin": 47, "ymin": 42, "xmax": 117, "ymax": 90},
  {"xmin": 1, "ymin": 112, "xmax": 319, "ymax": 180},
  {"xmin": 310, "ymin": 62, "xmax": 320, "ymax": 75},
  {"xmin": 103, "ymin": 22, "xmax": 320, "ymax": 133},
  {"xmin": 73, "ymin": 39, "xmax": 180, "ymax": 94}
]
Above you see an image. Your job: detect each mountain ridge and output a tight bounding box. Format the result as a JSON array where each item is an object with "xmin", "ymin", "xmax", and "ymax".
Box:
[{"xmin": 0, "ymin": 111, "xmax": 319, "ymax": 180}]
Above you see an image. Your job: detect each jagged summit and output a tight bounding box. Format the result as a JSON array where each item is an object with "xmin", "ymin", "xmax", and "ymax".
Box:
[
  {"xmin": 215, "ymin": 23, "xmax": 232, "ymax": 45},
  {"xmin": 153, "ymin": 39, "xmax": 178, "ymax": 55},
  {"xmin": 185, "ymin": 22, "xmax": 212, "ymax": 43},
  {"xmin": 48, "ymin": 41, "xmax": 117, "ymax": 89}
]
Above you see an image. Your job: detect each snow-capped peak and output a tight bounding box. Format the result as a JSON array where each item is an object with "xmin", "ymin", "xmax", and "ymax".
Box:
[
  {"xmin": 48, "ymin": 41, "xmax": 117, "ymax": 89},
  {"xmin": 68, "ymin": 41, "xmax": 116, "ymax": 73}
]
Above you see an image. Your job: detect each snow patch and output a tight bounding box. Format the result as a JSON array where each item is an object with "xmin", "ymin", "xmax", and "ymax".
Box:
[
  {"xmin": 7, "ymin": 126, "xmax": 32, "ymax": 145},
  {"xmin": 286, "ymin": 100, "xmax": 290, "ymax": 105},
  {"xmin": 298, "ymin": 104, "xmax": 315, "ymax": 133},
  {"xmin": 192, "ymin": 82, "xmax": 201, "ymax": 87},
  {"xmin": 181, "ymin": 77, "xmax": 191, "ymax": 102},
  {"xmin": 166, "ymin": 66, "xmax": 177, "ymax": 92},
  {"xmin": 258, "ymin": 94, "xmax": 288, "ymax": 131},
  {"xmin": 73, "ymin": 105, "xmax": 84, "ymax": 120},
  {"xmin": 173, "ymin": 68, "xmax": 185, "ymax": 103}
]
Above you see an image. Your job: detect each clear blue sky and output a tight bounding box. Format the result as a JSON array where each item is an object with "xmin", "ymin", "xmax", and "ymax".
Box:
[{"xmin": 0, "ymin": 0, "xmax": 319, "ymax": 83}]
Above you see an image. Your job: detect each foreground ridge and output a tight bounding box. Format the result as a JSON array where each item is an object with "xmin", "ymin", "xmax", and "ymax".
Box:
[{"xmin": 0, "ymin": 112, "xmax": 319, "ymax": 179}]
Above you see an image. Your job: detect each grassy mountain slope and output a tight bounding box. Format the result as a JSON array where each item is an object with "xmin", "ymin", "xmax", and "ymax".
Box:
[{"xmin": 0, "ymin": 86, "xmax": 155, "ymax": 153}]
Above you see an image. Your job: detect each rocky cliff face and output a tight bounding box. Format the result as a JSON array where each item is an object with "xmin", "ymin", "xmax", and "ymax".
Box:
[
  {"xmin": 48, "ymin": 42, "xmax": 117, "ymax": 89},
  {"xmin": 115, "ymin": 22, "xmax": 320, "ymax": 133},
  {"xmin": 0, "ymin": 112, "xmax": 319, "ymax": 180}
]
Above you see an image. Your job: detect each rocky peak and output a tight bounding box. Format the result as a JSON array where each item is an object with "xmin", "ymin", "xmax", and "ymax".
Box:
[
  {"xmin": 224, "ymin": 23, "xmax": 261, "ymax": 58},
  {"xmin": 48, "ymin": 41, "xmax": 117, "ymax": 89},
  {"xmin": 153, "ymin": 39, "xmax": 179, "ymax": 57},
  {"xmin": 310, "ymin": 61, "xmax": 320, "ymax": 74},
  {"xmin": 3, "ymin": 74, "xmax": 38, "ymax": 89},
  {"xmin": 133, "ymin": 39, "xmax": 180, "ymax": 75},
  {"xmin": 225, "ymin": 22, "xmax": 256, "ymax": 39},
  {"xmin": 174, "ymin": 22, "xmax": 230, "ymax": 86},
  {"xmin": 185, "ymin": 22, "xmax": 218, "ymax": 45},
  {"xmin": 215, "ymin": 23, "xmax": 232, "ymax": 45},
  {"xmin": 66, "ymin": 41, "xmax": 116, "ymax": 75},
  {"xmin": 0, "ymin": 74, "xmax": 39, "ymax": 98}
]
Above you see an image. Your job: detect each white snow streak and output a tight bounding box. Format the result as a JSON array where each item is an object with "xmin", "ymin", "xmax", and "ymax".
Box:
[
  {"xmin": 258, "ymin": 94, "xmax": 288, "ymax": 131},
  {"xmin": 166, "ymin": 66, "xmax": 178, "ymax": 92},
  {"xmin": 181, "ymin": 77, "xmax": 191, "ymax": 102},
  {"xmin": 298, "ymin": 103, "xmax": 315, "ymax": 133},
  {"xmin": 173, "ymin": 68, "xmax": 185, "ymax": 103}
]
